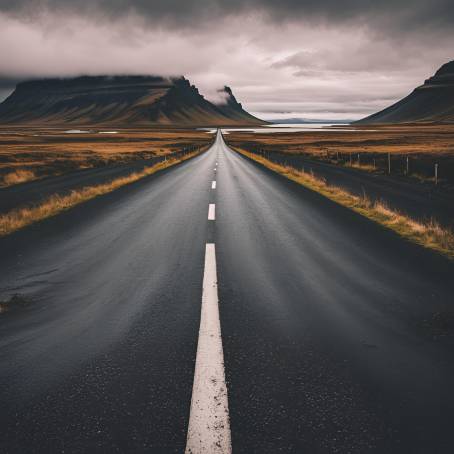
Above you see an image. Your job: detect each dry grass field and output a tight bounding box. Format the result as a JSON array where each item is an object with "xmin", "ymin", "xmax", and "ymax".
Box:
[
  {"xmin": 0, "ymin": 127, "xmax": 212, "ymax": 187},
  {"xmin": 226, "ymin": 124, "xmax": 454, "ymax": 186}
]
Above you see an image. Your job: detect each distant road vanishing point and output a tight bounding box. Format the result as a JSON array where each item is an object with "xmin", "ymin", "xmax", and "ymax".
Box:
[{"xmin": 1, "ymin": 131, "xmax": 454, "ymax": 453}]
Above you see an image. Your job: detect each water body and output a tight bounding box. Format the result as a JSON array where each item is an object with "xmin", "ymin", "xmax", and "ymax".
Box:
[{"xmin": 200, "ymin": 123, "xmax": 375, "ymax": 134}]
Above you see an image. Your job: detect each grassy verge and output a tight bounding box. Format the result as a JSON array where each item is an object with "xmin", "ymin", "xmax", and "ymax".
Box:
[
  {"xmin": 349, "ymin": 162, "xmax": 377, "ymax": 172},
  {"xmin": 233, "ymin": 147, "xmax": 454, "ymax": 259},
  {"xmin": 3, "ymin": 169, "xmax": 37, "ymax": 186},
  {"xmin": 0, "ymin": 150, "xmax": 202, "ymax": 237}
]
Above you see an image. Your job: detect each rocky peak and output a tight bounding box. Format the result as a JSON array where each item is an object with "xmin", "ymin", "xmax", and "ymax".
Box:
[
  {"xmin": 425, "ymin": 60, "xmax": 454, "ymax": 85},
  {"xmin": 217, "ymin": 85, "xmax": 243, "ymax": 110}
]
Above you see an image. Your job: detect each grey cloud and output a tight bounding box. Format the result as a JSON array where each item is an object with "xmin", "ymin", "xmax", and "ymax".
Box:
[
  {"xmin": 1, "ymin": 0, "xmax": 454, "ymax": 33},
  {"xmin": 0, "ymin": 1, "xmax": 453, "ymax": 121},
  {"xmin": 273, "ymin": 43, "xmax": 426, "ymax": 75}
]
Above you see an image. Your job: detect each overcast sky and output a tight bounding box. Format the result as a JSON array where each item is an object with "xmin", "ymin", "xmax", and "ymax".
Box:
[{"xmin": 0, "ymin": 0, "xmax": 453, "ymax": 120}]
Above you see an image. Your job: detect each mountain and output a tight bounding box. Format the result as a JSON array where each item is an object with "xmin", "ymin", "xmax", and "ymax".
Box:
[
  {"xmin": 357, "ymin": 61, "xmax": 454, "ymax": 124},
  {"xmin": 0, "ymin": 76, "xmax": 265, "ymax": 127}
]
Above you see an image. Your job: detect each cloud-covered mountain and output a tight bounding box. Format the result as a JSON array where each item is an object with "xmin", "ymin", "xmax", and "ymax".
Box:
[
  {"xmin": 357, "ymin": 61, "xmax": 454, "ymax": 124},
  {"xmin": 0, "ymin": 76, "xmax": 264, "ymax": 127}
]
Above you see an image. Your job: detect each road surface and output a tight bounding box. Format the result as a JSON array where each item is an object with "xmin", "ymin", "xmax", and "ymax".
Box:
[
  {"xmin": 234, "ymin": 148, "xmax": 454, "ymax": 228},
  {"xmin": 1, "ymin": 131, "xmax": 454, "ymax": 453}
]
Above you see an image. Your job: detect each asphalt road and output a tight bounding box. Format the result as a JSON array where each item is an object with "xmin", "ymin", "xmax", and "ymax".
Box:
[
  {"xmin": 1, "ymin": 131, "xmax": 454, "ymax": 453},
  {"xmin": 233, "ymin": 148, "xmax": 454, "ymax": 228}
]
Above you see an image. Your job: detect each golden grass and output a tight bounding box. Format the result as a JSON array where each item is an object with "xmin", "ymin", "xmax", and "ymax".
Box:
[
  {"xmin": 0, "ymin": 128, "xmax": 212, "ymax": 187},
  {"xmin": 0, "ymin": 150, "xmax": 202, "ymax": 236},
  {"xmin": 3, "ymin": 169, "xmax": 36, "ymax": 186},
  {"xmin": 349, "ymin": 162, "xmax": 377, "ymax": 172},
  {"xmin": 226, "ymin": 124, "xmax": 454, "ymax": 157},
  {"xmin": 234, "ymin": 147, "xmax": 454, "ymax": 259},
  {"xmin": 409, "ymin": 172, "xmax": 438, "ymax": 184}
]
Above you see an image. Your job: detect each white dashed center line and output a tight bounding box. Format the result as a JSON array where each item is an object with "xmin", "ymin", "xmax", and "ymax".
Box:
[
  {"xmin": 208, "ymin": 204, "xmax": 216, "ymax": 220},
  {"xmin": 212, "ymin": 181, "xmax": 216, "ymax": 189},
  {"xmin": 185, "ymin": 244, "xmax": 231, "ymax": 453}
]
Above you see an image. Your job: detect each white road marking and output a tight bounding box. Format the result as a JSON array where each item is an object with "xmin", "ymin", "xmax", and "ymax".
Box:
[
  {"xmin": 212, "ymin": 181, "xmax": 217, "ymax": 189},
  {"xmin": 185, "ymin": 244, "xmax": 231, "ymax": 454},
  {"xmin": 208, "ymin": 204, "xmax": 216, "ymax": 220}
]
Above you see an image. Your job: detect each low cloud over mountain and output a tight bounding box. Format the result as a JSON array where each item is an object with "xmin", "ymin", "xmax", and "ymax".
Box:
[
  {"xmin": 0, "ymin": 76, "xmax": 264, "ymax": 126},
  {"xmin": 0, "ymin": 0, "xmax": 453, "ymax": 120}
]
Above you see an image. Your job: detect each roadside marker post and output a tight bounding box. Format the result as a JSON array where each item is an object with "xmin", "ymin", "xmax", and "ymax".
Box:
[
  {"xmin": 388, "ymin": 153, "xmax": 391, "ymax": 174},
  {"xmin": 435, "ymin": 163, "xmax": 438, "ymax": 185}
]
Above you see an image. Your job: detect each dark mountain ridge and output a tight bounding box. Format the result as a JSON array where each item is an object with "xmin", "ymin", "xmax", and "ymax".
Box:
[
  {"xmin": 357, "ymin": 60, "xmax": 454, "ymax": 124},
  {"xmin": 0, "ymin": 75, "xmax": 264, "ymax": 127}
]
